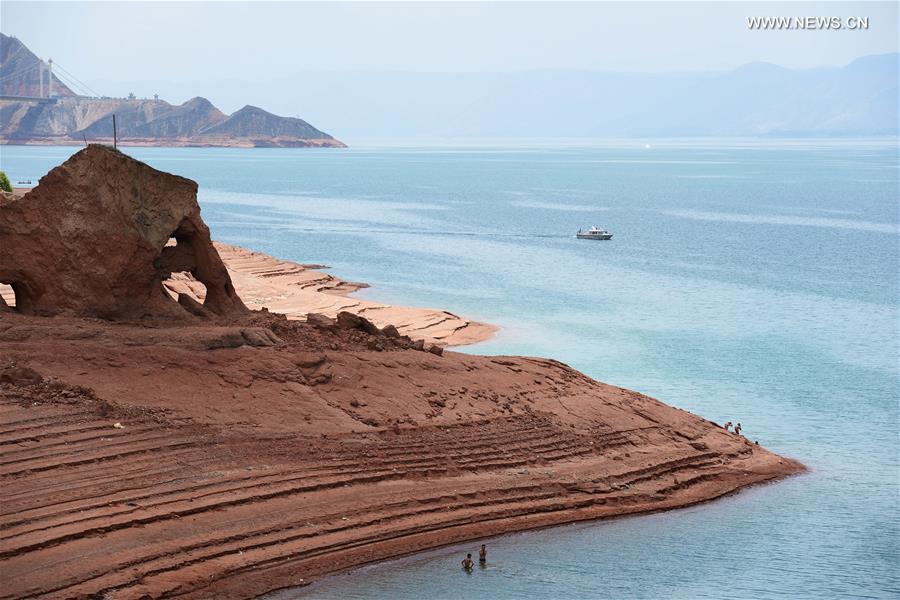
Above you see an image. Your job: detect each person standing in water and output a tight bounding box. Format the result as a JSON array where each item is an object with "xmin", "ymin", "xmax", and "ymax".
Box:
[
  {"xmin": 461, "ymin": 553, "xmax": 474, "ymax": 571},
  {"xmin": 479, "ymin": 544, "xmax": 487, "ymax": 565}
]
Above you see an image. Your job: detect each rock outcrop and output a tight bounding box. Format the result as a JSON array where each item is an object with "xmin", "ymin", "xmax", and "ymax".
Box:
[{"xmin": 0, "ymin": 144, "xmax": 247, "ymax": 318}]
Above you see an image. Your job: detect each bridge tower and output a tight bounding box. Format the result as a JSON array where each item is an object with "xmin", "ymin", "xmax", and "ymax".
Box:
[{"xmin": 37, "ymin": 59, "xmax": 55, "ymax": 98}]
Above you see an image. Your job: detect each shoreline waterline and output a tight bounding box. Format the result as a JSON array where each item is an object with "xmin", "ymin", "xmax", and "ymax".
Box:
[{"xmin": 273, "ymin": 467, "xmax": 809, "ymax": 599}]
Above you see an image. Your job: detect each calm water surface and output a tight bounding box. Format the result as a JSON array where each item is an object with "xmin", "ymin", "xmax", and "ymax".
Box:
[{"xmin": 2, "ymin": 140, "xmax": 897, "ymax": 599}]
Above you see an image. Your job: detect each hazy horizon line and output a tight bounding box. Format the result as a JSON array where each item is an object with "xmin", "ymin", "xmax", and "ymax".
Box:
[{"xmin": 76, "ymin": 51, "xmax": 899, "ymax": 85}]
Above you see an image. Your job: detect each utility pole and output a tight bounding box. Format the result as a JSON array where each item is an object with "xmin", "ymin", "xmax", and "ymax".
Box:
[{"xmin": 112, "ymin": 114, "xmax": 117, "ymax": 149}]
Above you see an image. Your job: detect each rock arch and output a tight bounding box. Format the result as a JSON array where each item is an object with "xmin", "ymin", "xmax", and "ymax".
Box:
[{"xmin": 0, "ymin": 145, "xmax": 247, "ymax": 319}]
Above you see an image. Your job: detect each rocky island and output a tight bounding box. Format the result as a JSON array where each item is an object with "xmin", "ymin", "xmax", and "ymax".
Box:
[
  {"xmin": 0, "ymin": 146, "xmax": 803, "ymax": 599},
  {"xmin": 0, "ymin": 34, "xmax": 344, "ymax": 148}
]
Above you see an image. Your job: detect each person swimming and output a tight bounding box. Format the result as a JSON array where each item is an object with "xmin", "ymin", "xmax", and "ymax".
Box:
[
  {"xmin": 461, "ymin": 553, "xmax": 474, "ymax": 571},
  {"xmin": 479, "ymin": 544, "xmax": 487, "ymax": 565}
]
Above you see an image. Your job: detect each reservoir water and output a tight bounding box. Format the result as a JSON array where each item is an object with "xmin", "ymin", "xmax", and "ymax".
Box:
[{"xmin": 2, "ymin": 140, "xmax": 897, "ymax": 599}]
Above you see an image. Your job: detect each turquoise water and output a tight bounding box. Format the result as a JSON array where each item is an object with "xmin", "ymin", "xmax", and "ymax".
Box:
[{"xmin": 1, "ymin": 141, "xmax": 897, "ymax": 599}]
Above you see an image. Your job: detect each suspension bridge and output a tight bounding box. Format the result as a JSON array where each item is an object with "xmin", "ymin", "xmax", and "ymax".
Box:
[{"xmin": 0, "ymin": 43, "xmax": 103, "ymax": 101}]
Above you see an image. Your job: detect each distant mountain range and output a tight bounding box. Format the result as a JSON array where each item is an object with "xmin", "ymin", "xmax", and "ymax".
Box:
[
  {"xmin": 90, "ymin": 54, "xmax": 898, "ymax": 139},
  {"xmin": 0, "ymin": 34, "xmax": 344, "ymax": 147},
  {"xmin": 4, "ymin": 31, "xmax": 896, "ymax": 142}
]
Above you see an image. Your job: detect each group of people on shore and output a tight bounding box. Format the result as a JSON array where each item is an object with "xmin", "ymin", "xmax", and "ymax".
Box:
[
  {"xmin": 461, "ymin": 544, "xmax": 488, "ymax": 571},
  {"xmin": 724, "ymin": 421, "xmax": 760, "ymax": 445},
  {"xmin": 723, "ymin": 421, "xmax": 742, "ymax": 435}
]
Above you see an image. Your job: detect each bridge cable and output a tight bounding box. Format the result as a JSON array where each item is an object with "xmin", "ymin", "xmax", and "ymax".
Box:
[
  {"xmin": 52, "ymin": 62, "xmax": 101, "ymax": 97},
  {"xmin": 0, "ymin": 62, "xmax": 39, "ymax": 82},
  {"xmin": 51, "ymin": 69, "xmax": 94, "ymax": 97}
]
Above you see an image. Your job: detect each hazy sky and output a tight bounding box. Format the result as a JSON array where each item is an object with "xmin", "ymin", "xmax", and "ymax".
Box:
[{"xmin": 2, "ymin": 1, "xmax": 897, "ymax": 84}]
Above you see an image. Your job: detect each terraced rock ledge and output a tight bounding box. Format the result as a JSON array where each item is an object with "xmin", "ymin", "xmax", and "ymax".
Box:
[
  {"xmin": 0, "ymin": 147, "xmax": 804, "ymax": 599},
  {"xmin": 164, "ymin": 242, "xmax": 497, "ymax": 347}
]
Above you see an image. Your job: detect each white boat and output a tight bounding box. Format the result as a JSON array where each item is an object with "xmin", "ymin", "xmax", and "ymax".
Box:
[{"xmin": 576, "ymin": 226, "xmax": 613, "ymax": 240}]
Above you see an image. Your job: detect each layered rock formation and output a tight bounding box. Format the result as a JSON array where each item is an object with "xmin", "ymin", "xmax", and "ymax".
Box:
[
  {"xmin": 0, "ymin": 150, "xmax": 803, "ymax": 598},
  {"xmin": 164, "ymin": 242, "xmax": 496, "ymax": 346},
  {"xmin": 0, "ymin": 144, "xmax": 246, "ymax": 318}
]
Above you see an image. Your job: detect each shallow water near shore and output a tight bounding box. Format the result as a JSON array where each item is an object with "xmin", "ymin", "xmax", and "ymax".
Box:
[{"xmin": 2, "ymin": 140, "xmax": 898, "ymax": 599}]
